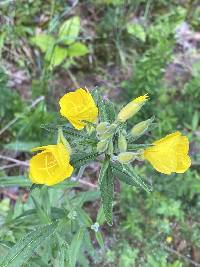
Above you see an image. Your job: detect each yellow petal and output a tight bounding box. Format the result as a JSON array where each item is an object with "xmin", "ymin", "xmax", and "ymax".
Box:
[
  {"xmin": 59, "ymin": 88, "xmax": 98, "ymax": 130},
  {"xmin": 133, "ymin": 94, "xmax": 149, "ymax": 104},
  {"xmin": 144, "ymin": 131, "xmax": 191, "ymax": 175},
  {"xmin": 29, "ymin": 143, "xmax": 74, "ymax": 186}
]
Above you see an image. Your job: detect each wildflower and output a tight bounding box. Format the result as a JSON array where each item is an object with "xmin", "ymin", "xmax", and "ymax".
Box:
[
  {"xmin": 59, "ymin": 88, "xmax": 98, "ymax": 130},
  {"xmin": 143, "ymin": 132, "xmax": 191, "ymax": 174},
  {"xmin": 117, "ymin": 94, "xmax": 148, "ymax": 122},
  {"xmin": 166, "ymin": 236, "xmax": 173, "ymax": 243},
  {"xmin": 29, "ymin": 143, "xmax": 73, "ymax": 186}
]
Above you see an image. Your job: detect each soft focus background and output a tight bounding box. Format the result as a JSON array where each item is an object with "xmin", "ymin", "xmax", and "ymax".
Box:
[{"xmin": 0, "ymin": 0, "xmax": 200, "ymax": 266}]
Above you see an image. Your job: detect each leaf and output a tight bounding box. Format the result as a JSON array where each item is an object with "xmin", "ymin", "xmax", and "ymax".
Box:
[
  {"xmin": 111, "ymin": 162, "xmax": 152, "ymax": 192},
  {"xmin": 105, "ymin": 100, "xmax": 116, "ymax": 123},
  {"xmin": 4, "ymin": 141, "xmax": 40, "ymax": 152},
  {"xmin": 0, "ymin": 176, "xmax": 31, "ymax": 187},
  {"xmin": 40, "ymin": 124, "xmax": 96, "ymax": 145},
  {"xmin": 96, "ymin": 206, "xmax": 105, "ymax": 225},
  {"xmin": 73, "ymin": 191, "xmax": 100, "ymax": 207},
  {"xmin": 126, "ymin": 23, "xmax": 146, "ymax": 42},
  {"xmin": 92, "ymin": 89, "xmax": 115, "ymax": 123},
  {"xmin": 71, "ymin": 152, "xmax": 100, "ymax": 168},
  {"xmin": 58, "ymin": 16, "xmax": 80, "ymax": 45},
  {"xmin": 31, "ymin": 34, "xmax": 55, "ymax": 52},
  {"xmin": 76, "ymin": 208, "xmax": 93, "ymax": 227},
  {"xmin": 95, "ymin": 231, "xmax": 104, "ymax": 249},
  {"xmin": 67, "ymin": 42, "xmax": 89, "ymax": 57},
  {"xmin": 45, "ymin": 45, "xmax": 68, "ymax": 68},
  {"xmin": 99, "ymin": 160, "xmax": 114, "ymax": 225},
  {"xmin": 31, "ymin": 196, "xmax": 51, "ymax": 224},
  {"xmin": 127, "ymin": 143, "xmax": 153, "ymax": 150},
  {"xmin": 14, "ymin": 207, "xmax": 65, "ymax": 222},
  {"xmin": 68, "ymin": 229, "xmax": 84, "ymax": 267},
  {"xmin": 0, "ymin": 222, "xmax": 58, "ymax": 267}
]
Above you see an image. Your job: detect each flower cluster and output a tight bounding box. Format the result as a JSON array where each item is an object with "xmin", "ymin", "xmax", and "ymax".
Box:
[{"xmin": 29, "ymin": 88, "xmax": 191, "ymax": 186}]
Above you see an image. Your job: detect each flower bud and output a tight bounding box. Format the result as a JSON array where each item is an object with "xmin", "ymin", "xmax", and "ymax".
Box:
[
  {"xmin": 117, "ymin": 152, "xmax": 136, "ymax": 164},
  {"xmin": 97, "ymin": 139, "xmax": 109, "ymax": 153},
  {"xmin": 117, "ymin": 95, "xmax": 148, "ymax": 122},
  {"xmin": 131, "ymin": 118, "xmax": 153, "ymax": 137},
  {"xmin": 118, "ymin": 133, "xmax": 127, "ymax": 152},
  {"xmin": 96, "ymin": 122, "xmax": 109, "ymax": 134},
  {"xmin": 100, "ymin": 131, "xmax": 114, "ymax": 140}
]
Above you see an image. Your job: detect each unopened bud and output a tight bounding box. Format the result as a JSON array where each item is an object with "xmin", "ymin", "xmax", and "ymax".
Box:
[
  {"xmin": 131, "ymin": 118, "xmax": 153, "ymax": 137},
  {"xmin": 117, "ymin": 95, "xmax": 148, "ymax": 122},
  {"xmin": 117, "ymin": 152, "xmax": 136, "ymax": 164},
  {"xmin": 118, "ymin": 133, "xmax": 127, "ymax": 152},
  {"xmin": 96, "ymin": 122, "xmax": 109, "ymax": 134},
  {"xmin": 100, "ymin": 131, "xmax": 114, "ymax": 140},
  {"xmin": 97, "ymin": 139, "xmax": 109, "ymax": 153}
]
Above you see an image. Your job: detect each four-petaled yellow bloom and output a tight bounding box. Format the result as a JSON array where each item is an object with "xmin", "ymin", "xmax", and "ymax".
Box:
[
  {"xmin": 143, "ymin": 131, "xmax": 191, "ymax": 175},
  {"xmin": 59, "ymin": 88, "xmax": 98, "ymax": 130},
  {"xmin": 117, "ymin": 94, "xmax": 148, "ymax": 122},
  {"xmin": 29, "ymin": 143, "xmax": 73, "ymax": 186}
]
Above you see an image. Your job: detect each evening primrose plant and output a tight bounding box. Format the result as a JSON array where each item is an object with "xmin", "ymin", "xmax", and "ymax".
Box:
[{"xmin": 29, "ymin": 88, "xmax": 191, "ymax": 225}]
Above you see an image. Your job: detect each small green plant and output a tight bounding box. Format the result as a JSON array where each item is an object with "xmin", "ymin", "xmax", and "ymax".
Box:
[{"xmin": 31, "ymin": 16, "xmax": 89, "ymax": 69}]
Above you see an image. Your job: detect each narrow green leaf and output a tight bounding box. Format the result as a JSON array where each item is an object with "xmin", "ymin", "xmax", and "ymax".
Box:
[
  {"xmin": 4, "ymin": 141, "xmax": 40, "ymax": 152},
  {"xmin": 71, "ymin": 152, "xmax": 100, "ymax": 168},
  {"xmin": 0, "ymin": 222, "xmax": 58, "ymax": 267},
  {"xmin": 99, "ymin": 160, "xmax": 114, "ymax": 225},
  {"xmin": 14, "ymin": 207, "xmax": 65, "ymax": 222},
  {"xmin": 40, "ymin": 124, "xmax": 95, "ymax": 144},
  {"xmin": 96, "ymin": 206, "xmax": 105, "ymax": 225},
  {"xmin": 91, "ymin": 89, "xmax": 109, "ymax": 122},
  {"xmin": 111, "ymin": 162, "xmax": 152, "ymax": 192},
  {"xmin": 0, "ymin": 176, "xmax": 31, "ymax": 187},
  {"xmin": 95, "ymin": 232, "xmax": 104, "ymax": 249},
  {"xmin": 127, "ymin": 143, "xmax": 153, "ymax": 150},
  {"xmin": 31, "ymin": 196, "xmax": 51, "ymax": 224},
  {"xmin": 76, "ymin": 208, "xmax": 93, "ymax": 227},
  {"xmin": 105, "ymin": 100, "xmax": 116, "ymax": 123},
  {"xmin": 68, "ymin": 229, "xmax": 84, "ymax": 267}
]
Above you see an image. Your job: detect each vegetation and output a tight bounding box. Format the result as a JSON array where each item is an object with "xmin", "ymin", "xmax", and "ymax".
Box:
[{"xmin": 0, "ymin": 0, "xmax": 200, "ymax": 266}]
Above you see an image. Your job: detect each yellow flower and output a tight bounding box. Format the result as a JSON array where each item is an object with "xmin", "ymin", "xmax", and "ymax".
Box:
[
  {"xmin": 117, "ymin": 94, "xmax": 148, "ymax": 122},
  {"xmin": 29, "ymin": 143, "xmax": 73, "ymax": 186},
  {"xmin": 59, "ymin": 88, "xmax": 98, "ymax": 130},
  {"xmin": 166, "ymin": 236, "xmax": 173, "ymax": 243},
  {"xmin": 143, "ymin": 132, "xmax": 191, "ymax": 174}
]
